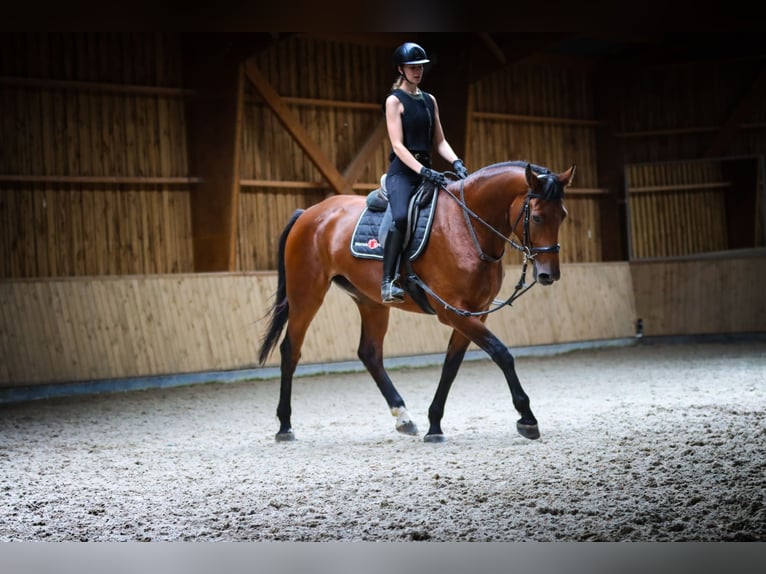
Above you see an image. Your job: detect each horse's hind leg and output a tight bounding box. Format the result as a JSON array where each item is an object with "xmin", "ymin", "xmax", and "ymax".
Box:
[
  {"xmin": 355, "ymin": 302, "xmax": 418, "ymax": 436},
  {"xmin": 275, "ymin": 334, "xmax": 298, "ymax": 441},
  {"xmin": 275, "ymin": 284, "xmax": 330, "ymax": 441},
  {"xmin": 424, "ymin": 329, "xmax": 471, "ymax": 443}
]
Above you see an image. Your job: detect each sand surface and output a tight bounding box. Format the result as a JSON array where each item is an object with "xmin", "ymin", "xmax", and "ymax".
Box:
[{"xmin": 1, "ymin": 340, "xmax": 764, "ymax": 541}]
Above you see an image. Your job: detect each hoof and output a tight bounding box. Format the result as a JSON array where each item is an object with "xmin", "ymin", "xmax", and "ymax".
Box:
[
  {"xmin": 423, "ymin": 433, "xmax": 446, "ymax": 443},
  {"xmin": 275, "ymin": 430, "xmax": 296, "ymax": 442},
  {"xmin": 516, "ymin": 421, "xmax": 540, "ymax": 440},
  {"xmin": 396, "ymin": 420, "xmax": 419, "ymax": 436}
]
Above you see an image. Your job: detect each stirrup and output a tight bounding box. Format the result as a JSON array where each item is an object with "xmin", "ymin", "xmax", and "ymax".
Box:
[{"xmin": 381, "ymin": 280, "xmax": 405, "ymax": 303}]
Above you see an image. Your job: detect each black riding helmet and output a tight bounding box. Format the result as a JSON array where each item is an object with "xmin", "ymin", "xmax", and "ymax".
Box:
[{"xmin": 392, "ymin": 42, "xmax": 430, "ymax": 68}]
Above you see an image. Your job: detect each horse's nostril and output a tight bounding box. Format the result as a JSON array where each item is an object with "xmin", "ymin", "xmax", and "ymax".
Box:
[{"xmin": 538, "ymin": 273, "xmax": 552, "ymax": 285}]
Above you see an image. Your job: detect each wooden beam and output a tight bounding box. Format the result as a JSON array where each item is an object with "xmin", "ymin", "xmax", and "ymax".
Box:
[
  {"xmin": 239, "ymin": 179, "xmax": 379, "ymax": 191},
  {"xmin": 281, "ymin": 97, "xmax": 378, "ymax": 110},
  {"xmin": 0, "ymin": 76, "xmax": 193, "ymax": 97},
  {"xmin": 594, "ymin": 64, "xmax": 628, "ymax": 261},
  {"xmin": 629, "ymin": 182, "xmax": 732, "ymax": 194},
  {"xmin": 247, "ymin": 94, "xmax": 379, "ymax": 110},
  {"xmin": 342, "ymin": 118, "xmax": 388, "ymax": 188},
  {"xmin": 417, "ymin": 34, "xmax": 472, "ymax": 168},
  {"xmin": 244, "ymin": 61, "xmax": 352, "ymax": 195},
  {"xmin": 0, "ymin": 175, "xmax": 199, "ymax": 185},
  {"xmin": 472, "ymin": 111, "xmax": 604, "ymax": 127},
  {"xmin": 478, "ymin": 33, "xmax": 507, "ymax": 65},
  {"xmin": 184, "ymin": 44, "xmax": 245, "ymax": 272},
  {"xmin": 463, "ymin": 89, "xmax": 474, "ymax": 169},
  {"xmin": 705, "ymin": 63, "xmax": 766, "ymax": 158},
  {"xmin": 617, "ymin": 122, "xmax": 766, "ymax": 138}
]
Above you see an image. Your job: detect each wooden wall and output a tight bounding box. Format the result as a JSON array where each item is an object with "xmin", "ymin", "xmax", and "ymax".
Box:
[
  {"xmin": 1, "ymin": 33, "xmax": 607, "ymax": 276},
  {"xmin": 236, "ymin": 38, "xmax": 393, "ymax": 270},
  {"xmin": 631, "ymin": 249, "xmax": 766, "ymax": 336},
  {"xmin": 0, "ymin": 33, "xmax": 195, "ymax": 278},
  {"xmin": 3, "ymin": 33, "xmax": 765, "ymax": 280},
  {"xmin": 0, "ymin": 263, "xmax": 636, "ymax": 387},
  {"xmin": 2, "ymin": 34, "xmax": 765, "ymax": 392},
  {"xmin": 610, "ymin": 58, "xmax": 766, "ymax": 259},
  {"xmin": 612, "ymin": 60, "xmax": 766, "ymax": 164},
  {"xmin": 4, "ymin": 251, "xmax": 764, "ymax": 388}
]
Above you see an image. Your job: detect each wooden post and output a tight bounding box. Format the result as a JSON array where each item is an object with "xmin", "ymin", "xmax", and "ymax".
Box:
[
  {"xmin": 413, "ymin": 34, "xmax": 472, "ymax": 171},
  {"xmin": 184, "ymin": 44, "xmax": 244, "ymax": 271},
  {"xmin": 594, "ymin": 62, "xmax": 627, "ymax": 261}
]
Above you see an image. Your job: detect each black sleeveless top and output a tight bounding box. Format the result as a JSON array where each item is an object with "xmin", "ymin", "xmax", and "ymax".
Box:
[{"xmin": 386, "ymin": 88, "xmax": 435, "ymax": 160}]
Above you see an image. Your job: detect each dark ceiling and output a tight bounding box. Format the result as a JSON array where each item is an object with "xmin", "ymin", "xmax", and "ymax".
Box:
[
  {"xmin": 548, "ymin": 33, "xmax": 766, "ymax": 65},
  {"xmin": 184, "ymin": 32, "xmax": 766, "ymax": 72}
]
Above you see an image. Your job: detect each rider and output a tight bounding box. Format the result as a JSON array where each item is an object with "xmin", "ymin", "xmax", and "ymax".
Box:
[{"xmin": 381, "ymin": 41, "xmax": 469, "ymax": 303}]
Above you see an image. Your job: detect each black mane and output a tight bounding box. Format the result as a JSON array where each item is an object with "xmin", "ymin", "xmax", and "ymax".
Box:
[
  {"xmin": 500, "ymin": 160, "xmax": 551, "ymax": 176},
  {"xmin": 485, "ymin": 160, "xmax": 564, "ymax": 201}
]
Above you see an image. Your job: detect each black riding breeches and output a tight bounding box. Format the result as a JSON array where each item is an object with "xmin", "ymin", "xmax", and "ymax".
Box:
[{"xmin": 386, "ymin": 157, "xmax": 422, "ymax": 232}]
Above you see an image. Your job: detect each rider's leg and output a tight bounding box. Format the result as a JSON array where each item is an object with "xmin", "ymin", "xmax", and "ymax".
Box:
[{"xmin": 381, "ymin": 224, "xmax": 405, "ymax": 303}]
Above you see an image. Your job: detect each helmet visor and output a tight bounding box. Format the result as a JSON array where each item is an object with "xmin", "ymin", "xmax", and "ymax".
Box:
[{"xmin": 402, "ymin": 58, "xmax": 430, "ymax": 65}]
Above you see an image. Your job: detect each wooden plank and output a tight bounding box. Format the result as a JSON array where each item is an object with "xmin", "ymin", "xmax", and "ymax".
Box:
[
  {"xmin": 238, "ymin": 179, "xmax": 371, "ymax": 191},
  {"xmin": 629, "ymin": 182, "xmax": 732, "ymax": 193},
  {"xmin": 0, "ymin": 76, "xmax": 194, "ymax": 97},
  {"xmin": 472, "ymin": 110, "xmax": 603, "ymax": 127},
  {"xmin": 0, "ymin": 175, "xmax": 200, "ymax": 184},
  {"xmin": 276, "ymin": 96, "xmax": 379, "ymax": 110}
]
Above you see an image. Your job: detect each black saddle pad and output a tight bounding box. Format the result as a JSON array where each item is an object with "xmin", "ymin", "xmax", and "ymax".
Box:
[{"xmin": 350, "ymin": 187, "xmax": 438, "ymax": 261}]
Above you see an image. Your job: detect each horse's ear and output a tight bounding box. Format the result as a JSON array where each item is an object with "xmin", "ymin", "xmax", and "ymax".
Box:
[
  {"xmin": 525, "ymin": 163, "xmax": 536, "ymax": 189},
  {"xmin": 558, "ymin": 164, "xmax": 576, "ymax": 187}
]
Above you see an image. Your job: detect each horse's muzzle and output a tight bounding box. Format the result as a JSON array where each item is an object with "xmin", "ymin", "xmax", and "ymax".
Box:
[{"xmin": 533, "ymin": 264, "xmax": 560, "ymax": 285}]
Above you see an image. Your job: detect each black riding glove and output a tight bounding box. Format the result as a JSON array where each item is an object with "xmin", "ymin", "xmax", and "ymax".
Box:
[
  {"xmin": 452, "ymin": 158, "xmax": 468, "ymax": 180},
  {"xmin": 420, "ymin": 166, "xmax": 447, "ymax": 187}
]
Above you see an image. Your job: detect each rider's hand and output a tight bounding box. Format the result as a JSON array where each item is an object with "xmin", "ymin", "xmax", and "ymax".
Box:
[
  {"xmin": 452, "ymin": 159, "xmax": 468, "ymax": 180},
  {"xmin": 420, "ymin": 167, "xmax": 447, "ymax": 187}
]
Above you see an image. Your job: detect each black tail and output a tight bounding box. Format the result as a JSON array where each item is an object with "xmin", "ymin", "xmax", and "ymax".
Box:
[{"xmin": 257, "ymin": 209, "xmax": 304, "ymax": 365}]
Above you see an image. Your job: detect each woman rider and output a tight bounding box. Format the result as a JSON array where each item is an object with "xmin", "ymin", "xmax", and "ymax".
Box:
[{"xmin": 381, "ymin": 41, "xmax": 468, "ymax": 303}]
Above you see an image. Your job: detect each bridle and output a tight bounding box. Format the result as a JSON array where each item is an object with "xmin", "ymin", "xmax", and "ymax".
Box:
[
  {"xmin": 410, "ymin": 175, "xmax": 562, "ymax": 318},
  {"xmin": 452, "ymin": 177, "xmax": 561, "ymax": 262}
]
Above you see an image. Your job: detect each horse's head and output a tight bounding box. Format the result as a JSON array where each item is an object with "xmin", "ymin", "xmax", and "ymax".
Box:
[{"xmin": 514, "ymin": 163, "xmax": 576, "ymax": 286}]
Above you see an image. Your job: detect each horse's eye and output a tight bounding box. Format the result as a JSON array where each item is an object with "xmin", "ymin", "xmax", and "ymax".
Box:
[{"xmin": 532, "ymin": 215, "xmax": 543, "ymax": 224}]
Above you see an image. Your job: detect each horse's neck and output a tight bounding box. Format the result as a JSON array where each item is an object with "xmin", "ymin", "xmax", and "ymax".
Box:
[{"xmin": 462, "ymin": 173, "xmax": 521, "ymax": 236}]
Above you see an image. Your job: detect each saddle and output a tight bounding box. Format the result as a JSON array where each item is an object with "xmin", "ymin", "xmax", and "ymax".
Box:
[
  {"xmin": 350, "ymin": 175, "xmax": 438, "ymax": 260},
  {"xmin": 349, "ymin": 175, "xmax": 438, "ymax": 314}
]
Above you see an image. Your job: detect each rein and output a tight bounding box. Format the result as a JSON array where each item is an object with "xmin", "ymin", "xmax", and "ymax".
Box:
[{"xmin": 411, "ymin": 175, "xmax": 560, "ymax": 318}]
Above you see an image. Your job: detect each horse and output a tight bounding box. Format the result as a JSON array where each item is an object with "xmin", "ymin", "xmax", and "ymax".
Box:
[{"xmin": 257, "ymin": 160, "xmax": 576, "ymax": 443}]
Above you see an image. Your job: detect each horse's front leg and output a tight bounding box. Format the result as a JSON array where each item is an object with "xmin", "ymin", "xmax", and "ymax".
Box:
[
  {"xmin": 424, "ymin": 329, "xmax": 471, "ymax": 443},
  {"xmin": 447, "ymin": 315, "xmax": 540, "ymax": 440},
  {"xmin": 484, "ymin": 335, "xmax": 539, "ymax": 439},
  {"xmin": 355, "ymin": 301, "xmax": 418, "ymax": 436}
]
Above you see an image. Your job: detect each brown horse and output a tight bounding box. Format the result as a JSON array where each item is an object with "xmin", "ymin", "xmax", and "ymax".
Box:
[{"xmin": 257, "ymin": 160, "xmax": 575, "ymax": 442}]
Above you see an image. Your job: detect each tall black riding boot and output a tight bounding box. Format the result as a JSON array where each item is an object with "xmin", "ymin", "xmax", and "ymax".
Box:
[{"xmin": 381, "ymin": 227, "xmax": 406, "ymax": 303}]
